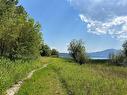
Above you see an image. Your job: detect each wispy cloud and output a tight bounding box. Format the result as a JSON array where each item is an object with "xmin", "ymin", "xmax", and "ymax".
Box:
[
  {"xmin": 67, "ymin": 0, "xmax": 127, "ymax": 40},
  {"xmin": 79, "ymin": 14, "xmax": 127, "ymax": 40}
]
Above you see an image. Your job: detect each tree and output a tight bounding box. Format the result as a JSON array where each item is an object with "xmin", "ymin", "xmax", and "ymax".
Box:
[
  {"xmin": 122, "ymin": 40, "xmax": 127, "ymax": 57},
  {"xmin": 68, "ymin": 39, "xmax": 88, "ymax": 65},
  {"xmin": 51, "ymin": 49, "xmax": 59, "ymax": 57},
  {"xmin": 109, "ymin": 40, "xmax": 127, "ymax": 66},
  {"xmin": 0, "ymin": 0, "xmax": 43, "ymax": 59},
  {"xmin": 16, "ymin": 18, "xmax": 42, "ymax": 59},
  {"xmin": 109, "ymin": 52, "xmax": 125, "ymax": 66},
  {"xmin": 40, "ymin": 44, "xmax": 51, "ymax": 56}
]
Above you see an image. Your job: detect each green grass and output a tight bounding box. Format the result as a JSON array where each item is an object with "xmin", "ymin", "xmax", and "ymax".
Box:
[
  {"xmin": 17, "ymin": 58, "xmax": 127, "ymax": 95},
  {"xmin": 17, "ymin": 65, "xmax": 66, "ymax": 95},
  {"xmin": 0, "ymin": 57, "xmax": 46, "ymax": 95}
]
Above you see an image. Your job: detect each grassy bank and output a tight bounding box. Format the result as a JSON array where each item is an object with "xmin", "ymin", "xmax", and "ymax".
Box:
[
  {"xmin": 17, "ymin": 58, "xmax": 127, "ymax": 95},
  {"xmin": 0, "ymin": 58, "xmax": 46, "ymax": 95}
]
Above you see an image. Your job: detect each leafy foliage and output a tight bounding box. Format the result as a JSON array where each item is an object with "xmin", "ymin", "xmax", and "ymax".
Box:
[
  {"xmin": 122, "ymin": 40, "xmax": 127, "ymax": 57},
  {"xmin": 40, "ymin": 44, "xmax": 59, "ymax": 57},
  {"xmin": 40, "ymin": 44, "xmax": 51, "ymax": 56},
  {"xmin": 51, "ymin": 49, "xmax": 59, "ymax": 57},
  {"xmin": 68, "ymin": 39, "xmax": 88, "ymax": 65},
  {"xmin": 109, "ymin": 52, "xmax": 125, "ymax": 66},
  {"xmin": 0, "ymin": 0, "xmax": 42, "ymax": 59},
  {"xmin": 109, "ymin": 40, "xmax": 127, "ymax": 66}
]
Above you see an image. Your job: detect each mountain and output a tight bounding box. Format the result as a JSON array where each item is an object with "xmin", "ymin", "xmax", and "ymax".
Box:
[
  {"xmin": 88, "ymin": 49, "xmax": 119, "ymax": 59},
  {"xmin": 59, "ymin": 49, "xmax": 119, "ymax": 59}
]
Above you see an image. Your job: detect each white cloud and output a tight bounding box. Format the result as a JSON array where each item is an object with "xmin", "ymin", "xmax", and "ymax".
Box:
[
  {"xmin": 79, "ymin": 14, "xmax": 127, "ymax": 40},
  {"xmin": 66, "ymin": 0, "xmax": 127, "ymax": 40}
]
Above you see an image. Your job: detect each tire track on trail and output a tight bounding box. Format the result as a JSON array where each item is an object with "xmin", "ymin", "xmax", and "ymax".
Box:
[{"xmin": 6, "ymin": 64, "xmax": 49, "ymax": 95}]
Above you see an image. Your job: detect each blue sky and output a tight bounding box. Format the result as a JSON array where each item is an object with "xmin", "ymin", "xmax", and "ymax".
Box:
[{"xmin": 19, "ymin": 0, "xmax": 126, "ymax": 53}]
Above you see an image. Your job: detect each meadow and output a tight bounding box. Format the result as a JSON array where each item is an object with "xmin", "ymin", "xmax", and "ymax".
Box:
[
  {"xmin": 17, "ymin": 57, "xmax": 127, "ymax": 95},
  {"xmin": 1, "ymin": 1, "xmax": 126, "ymax": 95},
  {"xmin": 0, "ymin": 58, "xmax": 47, "ymax": 95}
]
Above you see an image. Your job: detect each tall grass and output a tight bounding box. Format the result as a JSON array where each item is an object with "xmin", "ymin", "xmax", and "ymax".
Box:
[
  {"xmin": 17, "ymin": 66, "xmax": 67, "ymax": 95},
  {"xmin": 50, "ymin": 58, "xmax": 127, "ymax": 95},
  {"xmin": 17, "ymin": 58, "xmax": 127, "ymax": 95},
  {"xmin": 0, "ymin": 57, "xmax": 44, "ymax": 95}
]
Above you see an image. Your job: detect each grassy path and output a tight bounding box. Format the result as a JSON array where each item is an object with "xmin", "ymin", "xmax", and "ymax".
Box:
[
  {"xmin": 8, "ymin": 57, "xmax": 127, "ymax": 95},
  {"xmin": 16, "ymin": 64, "xmax": 67, "ymax": 95},
  {"xmin": 0, "ymin": 58, "xmax": 49, "ymax": 95},
  {"xmin": 6, "ymin": 64, "xmax": 49, "ymax": 95}
]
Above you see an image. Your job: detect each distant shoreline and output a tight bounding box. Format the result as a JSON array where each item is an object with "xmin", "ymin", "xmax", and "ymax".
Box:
[{"xmin": 90, "ymin": 57, "xmax": 109, "ymax": 60}]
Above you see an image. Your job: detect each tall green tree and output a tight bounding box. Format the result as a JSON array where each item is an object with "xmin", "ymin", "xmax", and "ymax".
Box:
[{"xmin": 0, "ymin": 0, "xmax": 43, "ymax": 59}]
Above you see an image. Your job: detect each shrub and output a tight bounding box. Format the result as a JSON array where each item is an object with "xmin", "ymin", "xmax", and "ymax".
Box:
[
  {"xmin": 68, "ymin": 39, "xmax": 88, "ymax": 65},
  {"xmin": 109, "ymin": 52, "xmax": 125, "ymax": 66},
  {"xmin": 122, "ymin": 40, "xmax": 127, "ymax": 57},
  {"xmin": 109, "ymin": 40, "xmax": 127, "ymax": 66},
  {"xmin": 51, "ymin": 49, "xmax": 59, "ymax": 57},
  {"xmin": 40, "ymin": 44, "xmax": 51, "ymax": 56}
]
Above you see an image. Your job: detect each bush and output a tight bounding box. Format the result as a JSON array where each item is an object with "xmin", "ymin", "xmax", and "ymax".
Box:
[
  {"xmin": 109, "ymin": 52, "xmax": 125, "ymax": 66},
  {"xmin": 68, "ymin": 39, "xmax": 88, "ymax": 65},
  {"xmin": 40, "ymin": 44, "xmax": 51, "ymax": 56},
  {"xmin": 109, "ymin": 40, "xmax": 127, "ymax": 66},
  {"xmin": 51, "ymin": 49, "xmax": 59, "ymax": 57}
]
